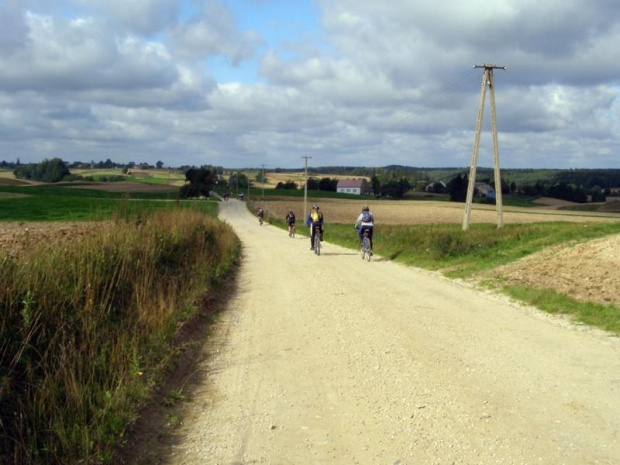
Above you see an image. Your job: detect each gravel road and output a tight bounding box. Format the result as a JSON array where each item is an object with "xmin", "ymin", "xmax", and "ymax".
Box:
[{"xmin": 167, "ymin": 199, "xmax": 620, "ymax": 465}]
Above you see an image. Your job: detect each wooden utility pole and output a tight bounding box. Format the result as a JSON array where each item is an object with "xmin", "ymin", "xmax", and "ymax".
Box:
[
  {"xmin": 301, "ymin": 156, "xmax": 312, "ymax": 223},
  {"xmin": 260, "ymin": 164, "xmax": 266, "ymax": 206},
  {"xmin": 463, "ymin": 63, "xmax": 506, "ymax": 231}
]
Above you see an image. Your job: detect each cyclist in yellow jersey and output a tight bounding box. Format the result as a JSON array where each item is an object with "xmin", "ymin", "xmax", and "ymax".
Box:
[{"xmin": 307, "ymin": 204, "xmax": 324, "ymax": 250}]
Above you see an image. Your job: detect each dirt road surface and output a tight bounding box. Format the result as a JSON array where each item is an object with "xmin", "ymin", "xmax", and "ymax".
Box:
[{"xmin": 165, "ymin": 199, "xmax": 620, "ymax": 465}]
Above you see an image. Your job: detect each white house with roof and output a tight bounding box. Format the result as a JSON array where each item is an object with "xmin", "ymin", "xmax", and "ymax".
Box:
[{"xmin": 336, "ymin": 179, "xmax": 371, "ymax": 195}]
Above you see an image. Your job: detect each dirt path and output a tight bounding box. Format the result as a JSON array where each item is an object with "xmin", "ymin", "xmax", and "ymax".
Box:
[{"xmin": 163, "ymin": 199, "xmax": 620, "ymax": 464}]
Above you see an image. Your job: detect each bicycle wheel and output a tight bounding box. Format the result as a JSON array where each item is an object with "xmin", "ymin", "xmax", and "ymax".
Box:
[
  {"xmin": 362, "ymin": 237, "xmax": 371, "ymax": 261},
  {"xmin": 314, "ymin": 231, "xmax": 321, "ymax": 255}
]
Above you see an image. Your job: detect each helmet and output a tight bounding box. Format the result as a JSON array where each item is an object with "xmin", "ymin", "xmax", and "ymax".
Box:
[{"xmin": 362, "ymin": 205, "xmax": 369, "ymax": 211}]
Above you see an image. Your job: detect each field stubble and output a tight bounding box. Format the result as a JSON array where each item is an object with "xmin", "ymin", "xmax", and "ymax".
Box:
[{"xmin": 259, "ymin": 197, "xmax": 620, "ymax": 225}]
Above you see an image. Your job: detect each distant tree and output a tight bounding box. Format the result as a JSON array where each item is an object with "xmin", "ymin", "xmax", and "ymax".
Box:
[
  {"xmin": 180, "ymin": 167, "xmax": 218, "ymax": 198},
  {"xmin": 378, "ymin": 178, "xmax": 411, "ymax": 199},
  {"xmin": 447, "ymin": 174, "xmax": 468, "ymax": 202},
  {"xmin": 13, "ymin": 158, "xmax": 70, "ymax": 183},
  {"xmin": 591, "ymin": 186, "xmax": 606, "ymax": 203},
  {"xmin": 318, "ymin": 177, "xmax": 338, "ymax": 191},
  {"xmin": 156, "ymin": 160, "xmax": 164, "ymax": 169},
  {"xmin": 306, "ymin": 178, "xmax": 319, "ymax": 190},
  {"xmin": 370, "ymin": 175, "xmax": 380, "ymax": 195},
  {"xmin": 275, "ymin": 180, "xmax": 298, "ymax": 190},
  {"xmin": 490, "ymin": 178, "xmax": 510, "ymax": 195},
  {"xmin": 509, "ymin": 181, "xmax": 517, "ymax": 193},
  {"xmin": 236, "ymin": 172, "xmax": 249, "ymax": 188},
  {"xmin": 522, "ymin": 181, "xmax": 546, "ymax": 197}
]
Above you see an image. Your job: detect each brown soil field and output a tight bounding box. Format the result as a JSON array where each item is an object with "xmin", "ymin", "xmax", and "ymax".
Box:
[
  {"xmin": 0, "ymin": 174, "xmax": 37, "ymax": 186},
  {"xmin": 258, "ymin": 197, "xmax": 620, "ymax": 225},
  {"xmin": 600, "ymin": 201, "xmax": 620, "ymax": 212},
  {"xmin": 0, "ymin": 222, "xmax": 99, "ymax": 258},
  {"xmin": 66, "ymin": 181, "xmax": 178, "ymax": 193},
  {"xmin": 488, "ymin": 233, "xmax": 620, "ymax": 307}
]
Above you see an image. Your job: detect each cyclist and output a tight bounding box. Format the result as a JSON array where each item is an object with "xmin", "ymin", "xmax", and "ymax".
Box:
[
  {"xmin": 285, "ymin": 210, "xmax": 296, "ymax": 236},
  {"xmin": 355, "ymin": 205, "xmax": 374, "ymax": 252},
  {"xmin": 307, "ymin": 204, "xmax": 324, "ymax": 250},
  {"xmin": 257, "ymin": 207, "xmax": 264, "ymax": 225}
]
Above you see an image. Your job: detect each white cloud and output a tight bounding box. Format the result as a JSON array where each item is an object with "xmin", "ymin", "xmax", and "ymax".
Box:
[
  {"xmin": 169, "ymin": 1, "xmax": 263, "ymax": 64},
  {"xmin": 72, "ymin": 0, "xmax": 179, "ymax": 35},
  {"xmin": 0, "ymin": 0, "xmax": 619, "ymax": 168}
]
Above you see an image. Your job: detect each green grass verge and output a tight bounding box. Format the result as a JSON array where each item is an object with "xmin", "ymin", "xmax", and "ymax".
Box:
[
  {"xmin": 558, "ymin": 204, "xmax": 603, "ymax": 212},
  {"xmin": 321, "ymin": 222, "xmax": 620, "ymax": 278},
  {"xmin": 501, "ymin": 285, "xmax": 620, "ymax": 334}
]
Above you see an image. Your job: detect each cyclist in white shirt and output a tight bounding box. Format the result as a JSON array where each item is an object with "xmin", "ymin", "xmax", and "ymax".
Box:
[{"xmin": 354, "ymin": 205, "xmax": 374, "ymax": 250}]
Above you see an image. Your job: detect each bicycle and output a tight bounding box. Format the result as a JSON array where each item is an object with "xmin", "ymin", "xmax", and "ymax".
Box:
[
  {"xmin": 360, "ymin": 228, "xmax": 372, "ymax": 261},
  {"xmin": 313, "ymin": 225, "xmax": 321, "ymax": 255}
]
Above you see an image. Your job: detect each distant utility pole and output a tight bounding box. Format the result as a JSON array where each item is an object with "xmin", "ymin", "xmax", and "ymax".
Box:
[
  {"xmin": 301, "ymin": 156, "xmax": 312, "ymax": 223},
  {"xmin": 260, "ymin": 164, "xmax": 266, "ymax": 205},
  {"xmin": 463, "ymin": 63, "xmax": 507, "ymax": 231}
]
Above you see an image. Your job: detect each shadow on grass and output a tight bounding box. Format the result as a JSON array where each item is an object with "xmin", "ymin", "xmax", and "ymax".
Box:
[{"xmin": 389, "ymin": 250, "xmax": 404, "ymax": 260}]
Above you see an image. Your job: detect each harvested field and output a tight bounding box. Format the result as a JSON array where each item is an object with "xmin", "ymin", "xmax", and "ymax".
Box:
[
  {"xmin": 257, "ymin": 197, "xmax": 620, "ymax": 225},
  {"xmin": 264, "ymin": 171, "xmax": 368, "ymax": 186}
]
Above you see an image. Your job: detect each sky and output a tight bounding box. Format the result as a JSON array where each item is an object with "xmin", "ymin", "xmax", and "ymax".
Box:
[{"xmin": 0, "ymin": 0, "xmax": 619, "ymax": 169}]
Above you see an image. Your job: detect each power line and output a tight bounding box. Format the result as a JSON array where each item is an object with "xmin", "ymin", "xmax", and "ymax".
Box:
[{"xmin": 387, "ymin": 67, "xmax": 479, "ymax": 128}]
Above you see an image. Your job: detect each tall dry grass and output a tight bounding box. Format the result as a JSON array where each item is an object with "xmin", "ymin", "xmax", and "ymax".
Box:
[{"xmin": 0, "ymin": 208, "xmax": 239, "ymax": 464}]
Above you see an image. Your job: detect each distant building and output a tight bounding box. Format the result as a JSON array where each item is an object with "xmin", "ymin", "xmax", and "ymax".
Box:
[
  {"xmin": 337, "ymin": 179, "xmax": 371, "ymax": 195},
  {"xmin": 474, "ymin": 182, "xmax": 495, "ymax": 197},
  {"xmin": 425, "ymin": 181, "xmax": 447, "ymax": 193}
]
